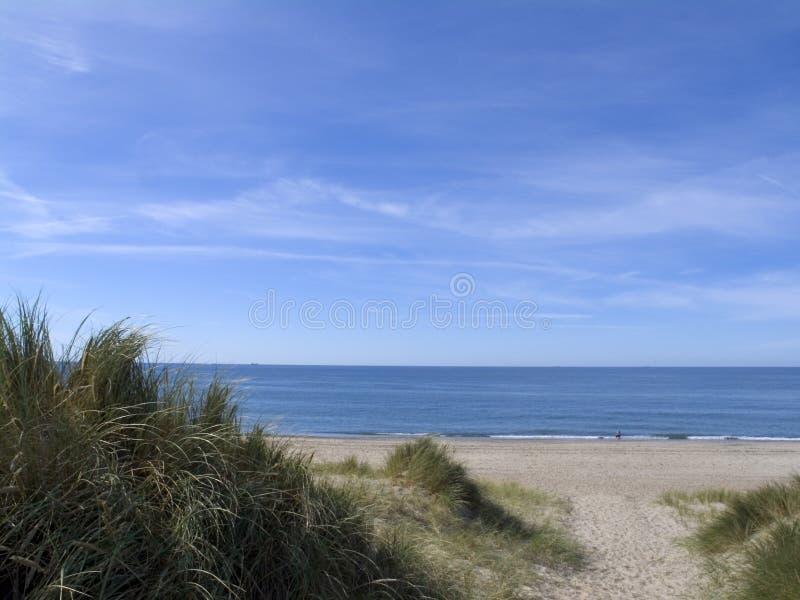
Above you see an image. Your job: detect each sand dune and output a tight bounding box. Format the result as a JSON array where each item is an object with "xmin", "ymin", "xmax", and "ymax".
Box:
[{"xmin": 296, "ymin": 438, "xmax": 800, "ymax": 599}]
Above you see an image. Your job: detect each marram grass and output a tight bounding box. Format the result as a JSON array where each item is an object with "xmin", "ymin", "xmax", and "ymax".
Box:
[
  {"xmin": 663, "ymin": 476, "xmax": 800, "ymax": 600},
  {"xmin": 385, "ymin": 437, "xmax": 481, "ymax": 510},
  {"xmin": 376, "ymin": 438, "xmax": 583, "ymax": 598},
  {"xmin": 0, "ymin": 299, "xmax": 453, "ymax": 599},
  {"xmin": 693, "ymin": 475, "xmax": 800, "ymax": 555},
  {"xmin": 385, "ymin": 438, "xmax": 582, "ymax": 562}
]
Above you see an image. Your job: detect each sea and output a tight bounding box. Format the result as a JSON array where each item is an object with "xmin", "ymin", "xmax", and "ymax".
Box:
[{"xmin": 186, "ymin": 366, "xmax": 800, "ymax": 440}]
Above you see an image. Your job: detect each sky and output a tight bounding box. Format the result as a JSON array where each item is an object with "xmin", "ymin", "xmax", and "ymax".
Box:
[{"xmin": 1, "ymin": 1, "xmax": 799, "ymax": 366}]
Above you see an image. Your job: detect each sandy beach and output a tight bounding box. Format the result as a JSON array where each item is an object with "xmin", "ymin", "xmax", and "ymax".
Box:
[{"xmin": 295, "ymin": 438, "xmax": 800, "ymax": 599}]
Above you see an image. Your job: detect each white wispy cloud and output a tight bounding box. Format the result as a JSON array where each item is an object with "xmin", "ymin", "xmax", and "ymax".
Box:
[
  {"xmin": 0, "ymin": 171, "xmax": 112, "ymax": 240},
  {"xmin": 8, "ymin": 241, "xmax": 595, "ymax": 278},
  {"xmin": 606, "ymin": 290, "xmax": 698, "ymax": 310},
  {"xmin": 535, "ymin": 313, "xmax": 593, "ymax": 319},
  {"xmin": 336, "ymin": 191, "xmax": 409, "ymax": 218},
  {"xmin": 136, "ymin": 202, "xmax": 227, "ymax": 225},
  {"xmin": 493, "ymin": 154, "xmax": 800, "ymax": 241},
  {"xmin": 135, "ymin": 177, "xmax": 414, "ymax": 242},
  {"xmin": 494, "ymin": 188, "xmax": 792, "ymax": 240},
  {"xmin": 512, "ymin": 148, "xmax": 693, "ymax": 196},
  {"xmin": 604, "ymin": 270, "xmax": 800, "ymax": 321},
  {"xmin": 4, "ymin": 217, "xmax": 110, "ymax": 239},
  {"xmin": 1, "ymin": 17, "xmax": 90, "ymax": 74},
  {"xmin": 25, "ymin": 32, "xmax": 89, "ymax": 73},
  {"xmin": 0, "ymin": 172, "xmax": 49, "ymax": 215},
  {"xmin": 120, "ymin": 136, "xmax": 800, "ymax": 249}
]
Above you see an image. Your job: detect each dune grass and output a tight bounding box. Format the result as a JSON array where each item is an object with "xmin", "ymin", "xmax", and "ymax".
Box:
[
  {"xmin": 314, "ymin": 454, "xmax": 377, "ymax": 478},
  {"xmin": 659, "ymin": 488, "xmax": 741, "ymax": 520},
  {"xmin": 385, "ymin": 437, "xmax": 481, "ymax": 510},
  {"xmin": 0, "ymin": 299, "xmax": 455, "ymax": 599},
  {"xmin": 739, "ymin": 520, "xmax": 800, "ymax": 600},
  {"xmin": 317, "ymin": 438, "xmax": 584, "ymax": 599},
  {"xmin": 661, "ymin": 476, "xmax": 800, "ymax": 600},
  {"xmin": 693, "ymin": 476, "xmax": 800, "ymax": 555}
]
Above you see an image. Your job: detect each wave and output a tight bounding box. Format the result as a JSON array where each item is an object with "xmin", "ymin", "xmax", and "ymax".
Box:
[
  {"xmin": 491, "ymin": 434, "xmax": 678, "ymax": 440},
  {"xmin": 490, "ymin": 434, "xmax": 607, "ymax": 440},
  {"xmin": 694, "ymin": 435, "xmax": 800, "ymax": 441},
  {"xmin": 309, "ymin": 432, "xmax": 800, "ymax": 441},
  {"xmin": 372, "ymin": 432, "xmax": 432, "ymax": 437}
]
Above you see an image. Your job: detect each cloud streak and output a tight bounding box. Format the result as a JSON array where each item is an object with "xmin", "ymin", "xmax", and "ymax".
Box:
[
  {"xmin": 4, "ymin": 217, "xmax": 110, "ymax": 239},
  {"xmin": 493, "ymin": 154, "xmax": 800, "ymax": 241},
  {"xmin": 0, "ymin": 172, "xmax": 49, "ymax": 215},
  {"xmin": 0, "ymin": 16, "xmax": 90, "ymax": 73},
  {"xmin": 605, "ymin": 271, "xmax": 800, "ymax": 321},
  {"xmin": 8, "ymin": 240, "xmax": 593, "ymax": 278},
  {"xmin": 125, "ymin": 152, "xmax": 800, "ymax": 251}
]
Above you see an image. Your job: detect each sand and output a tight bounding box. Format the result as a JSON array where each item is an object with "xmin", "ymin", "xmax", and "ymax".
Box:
[{"xmin": 293, "ymin": 438, "xmax": 800, "ymax": 599}]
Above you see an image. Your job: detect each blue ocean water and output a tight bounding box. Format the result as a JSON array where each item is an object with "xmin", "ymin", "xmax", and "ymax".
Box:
[{"xmin": 187, "ymin": 366, "xmax": 800, "ymax": 440}]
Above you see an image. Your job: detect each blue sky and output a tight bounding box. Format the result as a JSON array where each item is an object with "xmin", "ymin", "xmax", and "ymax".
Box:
[{"xmin": 1, "ymin": 1, "xmax": 799, "ymax": 365}]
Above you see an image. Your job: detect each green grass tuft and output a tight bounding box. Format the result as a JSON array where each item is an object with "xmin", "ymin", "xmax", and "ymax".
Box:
[
  {"xmin": 739, "ymin": 519, "xmax": 800, "ymax": 600},
  {"xmin": 314, "ymin": 454, "xmax": 377, "ymax": 478},
  {"xmin": 663, "ymin": 477, "xmax": 800, "ymax": 600},
  {"xmin": 385, "ymin": 437, "xmax": 481, "ymax": 510},
  {"xmin": 693, "ymin": 476, "xmax": 800, "ymax": 555}
]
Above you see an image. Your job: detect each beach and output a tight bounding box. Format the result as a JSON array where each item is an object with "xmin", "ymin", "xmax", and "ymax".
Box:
[{"xmin": 296, "ymin": 438, "xmax": 800, "ymax": 599}]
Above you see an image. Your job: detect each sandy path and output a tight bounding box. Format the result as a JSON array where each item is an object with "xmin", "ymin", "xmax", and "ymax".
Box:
[
  {"xmin": 294, "ymin": 438, "xmax": 800, "ymax": 599},
  {"xmin": 533, "ymin": 494, "xmax": 699, "ymax": 599}
]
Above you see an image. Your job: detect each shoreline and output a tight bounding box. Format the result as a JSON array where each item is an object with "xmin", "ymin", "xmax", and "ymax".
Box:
[{"xmin": 282, "ymin": 432, "xmax": 800, "ymax": 442}]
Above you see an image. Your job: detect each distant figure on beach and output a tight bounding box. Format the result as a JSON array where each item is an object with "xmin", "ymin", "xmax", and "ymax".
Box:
[{"xmin": 615, "ymin": 430, "xmax": 622, "ymax": 440}]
